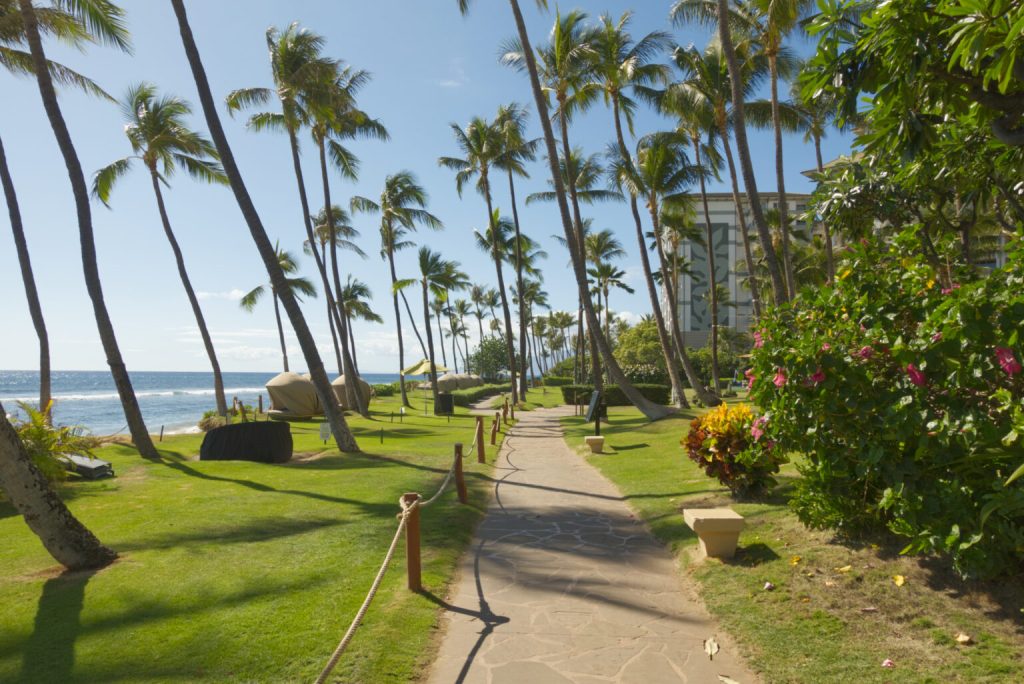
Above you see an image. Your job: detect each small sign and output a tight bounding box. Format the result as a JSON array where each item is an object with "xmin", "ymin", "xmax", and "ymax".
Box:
[
  {"xmin": 584, "ymin": 390, "xmax": 602, "ymax": 423},
  {"xmin": 319, "ymin": 422, "xmax": 331, "ymax": 442}
]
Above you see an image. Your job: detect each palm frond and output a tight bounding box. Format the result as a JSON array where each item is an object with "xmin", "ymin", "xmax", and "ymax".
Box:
[{"xmin": 91, "ymin": 156, "xmax": 133, "ymax": 206}]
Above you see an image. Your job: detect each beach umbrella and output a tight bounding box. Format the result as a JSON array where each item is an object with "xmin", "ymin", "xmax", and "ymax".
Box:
[{"xmin": 402, "ymin": 359, "xmax": 449, "ymax": 376}]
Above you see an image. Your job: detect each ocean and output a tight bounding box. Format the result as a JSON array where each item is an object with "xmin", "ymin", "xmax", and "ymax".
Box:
[{"xmin": 0, "ymin": 370, "xmax": 400, "ymax": 435}]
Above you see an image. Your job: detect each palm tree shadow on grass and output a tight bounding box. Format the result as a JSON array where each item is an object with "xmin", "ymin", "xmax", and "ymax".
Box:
[{"xmin": 20, "ymin": 570, "xmax": 93, "ymax": 684}]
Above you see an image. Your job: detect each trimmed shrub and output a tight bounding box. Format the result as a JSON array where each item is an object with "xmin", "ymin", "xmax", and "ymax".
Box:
[
  {"xmin": 371, "ymin": 382, "xmax": 398, "ymax": 397},
  {"xmin": 559, "ymin": 383, "xmax": 670, "ymax": 406},
  {"xmin": 451, "ymin": 383, "xmax": 511, "ymax": 407},
  {"xmin": 620, "ymin": 363, "xmax": 668, "ymax": 385},
  {"xmin": 542, "ymin": 375, "xmax": 573, "ymax": 387},
  {"xmin": 683, "ymin": 403, "xmax": 786, "ymax": 498}
]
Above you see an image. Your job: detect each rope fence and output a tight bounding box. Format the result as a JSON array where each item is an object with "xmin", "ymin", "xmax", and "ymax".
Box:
[{"xmin": 315, "ymin": 414, "xmax": 495, "ymax": 683}]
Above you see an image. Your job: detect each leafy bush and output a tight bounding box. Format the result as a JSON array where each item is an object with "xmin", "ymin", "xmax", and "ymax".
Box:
[
  {"xmin": 451, "ymin": 384, "xmax": 511, "ymax": 407},
  {"xmin": 198, "ymin": 403, "xmax": 259, "ymax": 432},
  {"xmin": 12, "ymin": 402, "xmax": 99, "ymax": 483},
  {"xmin": 467, "ymin": 337, "xmax": 509, "ymax": 382},
  {"xmin": 542, "ymin": 375, "xmax": 573, "ymax": 386},
  {"xmin": 614, "ymin": 319, "xmax": 664, "ymax": 369},
  {"xmin": 683, "ymin": 403, "xmax": 786, "ymax": 498},
  {"xmin": 749, "ymin": 231, "xmax": 1024, "ymax": 578},
  {"xmin": 559, "ymin": 383, "xmax": 670, "ymax": 406},
  {"xmin": 371, "ymin": 382, "xmax": 398, "ymax": 397},
  {"xmin": 688, "ymin": 346, "xmax": 741, "ymax": 386},
  {"xmin": 619, "ymin": 363, "xmax": 668, "ymax": 385},
  {"xmin": 547, "ymin": 357, "xmax": 576, "ymax": 377}
]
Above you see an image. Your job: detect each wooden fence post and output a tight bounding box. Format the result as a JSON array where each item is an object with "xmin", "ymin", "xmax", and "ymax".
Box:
[
  {"xmin": 402, "ymin": 493, "xmax": 421, "ymax": 592},
  {"xmin": 454, "ymin": 444, "xmax": 468, "ymax": 504},
  {"xmin": 502, "ymin": 403, "xmax": 509, "ymax": 425},
  {"xmin": 490, "ymin": 419, "xmax": 498, "ymax": 445},
  {"xmin": 494, "ymin": 411, "xmax": 502, "ymax": 434},
  {"xmin": 475, "ymin": 416, "xmax": 485, "ymax": 463},
  {"xmin": 510, "ymin": 400, "xmax": 515, "ymax": 420}
]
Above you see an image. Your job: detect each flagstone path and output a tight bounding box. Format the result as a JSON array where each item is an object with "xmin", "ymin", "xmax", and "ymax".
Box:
[{"xmin": 426, "ymin": 406, "xmax": 757, "ymax": 683}]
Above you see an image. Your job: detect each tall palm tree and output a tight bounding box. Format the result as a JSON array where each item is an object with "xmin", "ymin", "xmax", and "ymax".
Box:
[
  {"xmin": 171, "ymin": 0, "xmax": 358, "ymax": 451},
  {"xmin": 493, "ymin": 102, "xmax": 540, "ymax": 398},
  {"xmin": 469, "ymin": 284, "xmax": 489, "ymax": 342},
  {"xmin": 610, "ymin": 132, "xmax": 721, "ymax": 405},
  {"xmin": 93, "ymin": 83, "xmax": 230, "ymax": 416},
  {"xmin": 451, "ymin": 298, "xmax": 474, "ymax": 367},
  {"xmin": 395, "ymin": 248, "xmax": 464, "ymax": 406},
  {"xmin": 482, "ymin": 288, "xmax": 502, "ymax": 336},
  {"xmin": 16, "ymin": 0, "xmax": 160, "ymax": 457},
  {"xmin": 431, "ymin": 296, "xmax": 449, "ymax": 369},
  {"xmin": 239, "ymin": 245, "xmax": 316, "ymax": 373},
  {"xmin": 586, "ymin": 262, "xmax": 634, "ymax": 344},
  {"xmin": 1, "ymin": 2, "xmax": 112, "ymax": 417},
  {"xmin": 670, "ymin": 0, "xmax": 788, "ymax": 306},
  {"xmin": 337, "ymin": 276, "xmax": 382, "ymax": 375},
  {"xmin": 460, "ymin": 0, "xmax": 670, "ymax": 419},
  {"xmin": 351, "ymin": 171, "xmax": 442, "ymax": 407},
  {"xmin": 439, "ymin": 117, "xmax": 519, "ymax": 403}
]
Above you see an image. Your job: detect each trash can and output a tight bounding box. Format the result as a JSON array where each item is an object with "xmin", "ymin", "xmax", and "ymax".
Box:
[{"xmin": 435, "ymin": 392, "xmax": 455, "ymax": 416}]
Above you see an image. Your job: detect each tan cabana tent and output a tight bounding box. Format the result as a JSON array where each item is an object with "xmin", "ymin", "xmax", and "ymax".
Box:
[
  {"xmin": 331, "ymin": 375, "xmax": 372, "ymax": 411},
  {"xmin": 265, "ymin": 371, "xmax": 322, "ymax": 419},
  {"xmin": 467, "ymin": 373, "xmax": 484, "ymax": 386},
  {"xmin": 453, "ymin": 373, "xmax": 481, "ymax": 389},
  {"xmin": 435, "ymin": 372, "xmax": 459, "ymax": 393}
]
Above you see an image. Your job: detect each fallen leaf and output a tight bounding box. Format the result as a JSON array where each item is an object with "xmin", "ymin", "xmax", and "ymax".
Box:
[
  {"xmin": 860, "ymin": 606, "xmax": 879, "ymax": 613},
  {"xmin": 824, "ymin": 580, "xmax": 837, "ymax": 588},
  {"xmin": 881, "ymin": 658, "xmax": 895, "ymax": 668},
  {"xmin": 835, "ymin": 565, "xmax": 852, "ymax": 573},
  {"xmin": 800, "ymin": 596, "xmax": 811, "ymax": 603},
  {"xmin": 717, "ymin": 676, "xmax": 740, "ymax": 684},
  {"xmin": 803, "ymin": 570, "xmax": 815, "ymax": 577},
  {"xmin": 893, "ymin": 574, "xmax": 906, "ymax": 587},
  {"xmin": 789, "ymin": 555, "xmax": 802, "ymax": 566},
  {"xmin": 955, "ymin": 632, "xmax": 973, "ymax": 645},
  {"xmin": 763, "ymin": 581, "xmax": 775, "ymax": 591},
  {"xmin": 704, "ymin": 637, "xmax": 720, "ymax": 660}
]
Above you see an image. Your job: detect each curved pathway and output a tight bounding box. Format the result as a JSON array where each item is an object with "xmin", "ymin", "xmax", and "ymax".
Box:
[{"xmin": 427, "ymin": 406, "xmax": 756, "ymax": 683}]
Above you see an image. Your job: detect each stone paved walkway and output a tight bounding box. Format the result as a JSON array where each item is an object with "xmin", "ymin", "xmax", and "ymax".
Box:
[{"xmin": 426, "ymin": 406, "xmax": 757, "ymax": 683}]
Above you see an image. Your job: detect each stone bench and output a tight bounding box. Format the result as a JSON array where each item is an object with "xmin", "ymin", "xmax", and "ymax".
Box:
[{"xmin": 683, "ymin": 508, "xmax": 745, "ymax": 559}]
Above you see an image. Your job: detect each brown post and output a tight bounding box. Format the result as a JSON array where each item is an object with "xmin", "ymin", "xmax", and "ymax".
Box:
[
  {"xmin": 475, "ymin": 416, "xmax": 485, "ymax": 463},
  {"xmin": 510, "ymin": 401, "xmax": 515, "ymax": 420},
  {"xmin": 494, "ymin": 411, "xmax": 502, "ymax": 433},
  {"xmin": 258, "ymin": 393, "xmax": 263, "ymax": 415},
  {"xmin": 454, "ymin": 443, "xmax": 468, "ymax": 504},
  {"xmin": 490, "ymin": 419, "xmax": 498, "ymax": 445},
  {"xmin": 402, "ymin": 493, "xmax": 421, "ymax": 592},
  {"xmin": 502, "ymin": 404, "xmax": 509, "ymax": 425}
]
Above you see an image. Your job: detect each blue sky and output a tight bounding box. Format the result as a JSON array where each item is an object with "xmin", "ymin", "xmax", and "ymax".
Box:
[{"xmin": 0, "ymin": 0, "xmax": 852, "ymax": 374}]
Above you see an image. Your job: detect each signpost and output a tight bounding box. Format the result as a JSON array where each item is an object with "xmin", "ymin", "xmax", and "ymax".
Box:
[
  {"xmin": 319, "ymin": 422, "xmax": 331, "ymax": 444},
  {"xmin": 584, "ymin": 390, "xmax": 602, "ymax": 436}
]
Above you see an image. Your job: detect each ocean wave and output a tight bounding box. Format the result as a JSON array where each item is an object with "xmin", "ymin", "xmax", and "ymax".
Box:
[{"xmin": 0, "ymin": 386, "xmax": 267, "ymax": 403}]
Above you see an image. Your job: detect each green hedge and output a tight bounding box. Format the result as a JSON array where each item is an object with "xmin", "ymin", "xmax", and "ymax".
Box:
[
  {"xmin": 450, "ymin": 383, "xmax": 511, "ymax": 407},
  {"xmin": 542, "ymin": 375, "xmax": 573, "ymax": 386},
  {"xmin": 559, "ymin": 383, "xmax": 670, "ymax": 406}
]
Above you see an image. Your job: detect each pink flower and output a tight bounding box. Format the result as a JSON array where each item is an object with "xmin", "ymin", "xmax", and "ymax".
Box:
[
  {"xmin": 881, "ymin": 659, "xmax": 895, "ymax": 669},
  {"xmin": 753, "ymin": 331, "xmax": 764, "ymax": 348},
  {"xmin": 941, "ymin": 283, "xmax": 960, "ymax": 295},
  {"xmin": 809, "ymin": 367, "xmax": 826, "ymax": 385},
  {"xmin": 995, "ymin": 347, "xmax": 1022, "ymax": 376},
  {"xmin": 773, "ymin": 369, "xmax": 788, "ymax": 388},
  {"xmin": 821, "ymin": 343, "xmax": 831, "ymax": 352},
  {"xmin": 931, "ymin": 332, "xmax": 942, "ymax": 343},
  {"xmin": 745, "ymin": 368, "xmax": 756, "ymax": 390},
  {"xmin": 751, "ymin": 416, "xmax": 768, "ymax": 442},
  {"xmin": 858, "ymin": 346, "xmax": 874, "ymax": 360},
  {"xmin": 906, "ymin": 363, "xmax": 927, "ymax": 387}
]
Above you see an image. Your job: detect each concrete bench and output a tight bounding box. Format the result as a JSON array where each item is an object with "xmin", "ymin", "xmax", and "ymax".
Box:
[{"xmin": 683, "ymin": 508, "xmax": 745, "ymax": 559}]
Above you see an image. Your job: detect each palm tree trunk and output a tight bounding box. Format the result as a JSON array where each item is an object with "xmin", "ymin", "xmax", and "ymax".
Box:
[
  {"xmin": 482, "ymin": 176, "xmax": 519, "ymax": 403},
  {"xmin": 171, "ymin": 0, "xmax": 358, "ymax": 452},
  {"xmin": 574, "ymin": 302, "xmax": 584, "ymax": 383},
  {"xmin": 0, "ymin": 133, "xmax": 50, "ymax": 416},
  {"xmin": 272, "ymin": 292, "xmax": 289, "ymax": 372},
  {"xmin": 435, "ymin": 305, "xmax": 448, "ymax": 367},
  {"xmin": 346, "ymin": 312, "xmax": 360, "ymax": 376},
  {"xmin": 648, "ymin": 199, "xmax": 720, "ymax": 406},
  {"xmin": 149, "ymin": 173, "xmax": 228, "ymax": 416},
  {"xmin": 814, "ymin": 134, "xmax": 835, "ymax": 283},
  {"xmin": 323, "ymin": 242, "xmax": 344, "ymax": 375},
  {"xmin": 317, "ymin": 140, "xmax": 365, "ymax": 416},
  {"xmin": 694, "ymin": 143, "xmax": 721, "ymax": 394},
  {"xmin": 387, "ymin": 248, "xmax": 412, "ymax": 408},
  {"xmin": 610, "ymin": 97, "xmax": 690, "ymax": 408},
  {"xmin": 18, "ymin": 0, "xmax": 158, "ymax": 458},
  {"xmin": 507, "ymin": 170, "xmax": 529, "ymax": 398},
  {"xmin": 0, "ymin": 407, "xmax": 116, "ymax": 570},
  {"xmin": 475, "ymin": 311, "xmax": 484, "ymax": 344},
  {"xmin": 422, "ymin": 282, "xmax": 439, "ymax": 406},
  {"xmin": 769, "ymin": 53, "xmax": 796, "ymax": 297},
  {"xmin": 720, "ymin": 122, "xmax": 762, "ymax": 319},
  {"xmin": 400, "ymin": 290, "xmax": 429, "ymax": 358},
  {"xmin": 714, "ymin": 0, "xmax": 787, "ymax": 306}
]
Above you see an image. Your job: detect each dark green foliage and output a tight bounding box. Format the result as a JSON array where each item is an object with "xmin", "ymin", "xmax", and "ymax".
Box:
[
  {"xmin": 560, "ymin": 384, "xmax": 670, "ymax": 407},
  {"xmin": 542, "ymin": 375, "xmax": 573, "ymax": 386},
  {"xmin": 9, "ymin": 403, "xmax": 99, "ymax": 484},
  {"xmin": 620, "ymin": 363, "xmax": 668, "ymax": 385},
  {"xmin": 467, "ymin": 337, "xmax": 509, "ymax": 382},
  {"xmin": 613, "ymin": 319, "xmax": 664, "ymax": 368},
  {"xmin": 547, "ymin": 357, "xmax": 575, "ymax": 377},
  {"xmin": 450, "ymin": 384, "xmax": 512, "ymax": 407}
]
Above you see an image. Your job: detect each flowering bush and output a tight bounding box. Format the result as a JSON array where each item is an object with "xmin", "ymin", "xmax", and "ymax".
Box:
[
  {"xmin": 683, "ymin": 403, "xmax": 787, "ymax": 498},
  {"xmin": 620, "ymin": 363, "xmax": 668, "ymax": 385},
  {"xmin": 748, "ymin": 231, "xmax": 1024, "ymax": 578}
]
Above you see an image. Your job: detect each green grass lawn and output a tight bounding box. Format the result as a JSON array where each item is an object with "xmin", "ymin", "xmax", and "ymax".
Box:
[
  {"xmin": 0, "ymin": 393, "xmax": 503, "ymax": 683},
  {"xmin": 563, "ymin": 404, "xmax": 1024, "ymax": 683},
  {"xmin": 478, "ymin": 385, "xmax": 565, "ymax": 411}
]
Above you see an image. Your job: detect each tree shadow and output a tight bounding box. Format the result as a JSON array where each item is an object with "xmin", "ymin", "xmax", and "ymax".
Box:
[
  {"xmin": 114, "ymin": 516, "xmax": 347, "ymax": 552},
  {"xmin": 19, "ymin": 569, "xmax": 94, "ymax": 684},
  {"xmin": 726, "ymin": 542, "xmax": 781, "ymax": 567}
]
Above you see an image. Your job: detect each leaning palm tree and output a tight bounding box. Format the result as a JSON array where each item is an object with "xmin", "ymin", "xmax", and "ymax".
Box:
[
  {"xmin": 93, "ymin": 83, "xmax": 230, "ymax": 417},
  {"xmin": 16, "ymin": 0, "xmax": 160, "ymax": 457},
  {"xmin": 439, "ymin": 117, "xmax": 519, "ymax": 403},
  {"xmin": 0, "ymin": 2, "xmax": 113, "ymax": 417},
  {"xmin": 670, "ymin": 0, "xmax": 788, "ymax": 306},
  {"xmin": 394, "ymin": 248, "xmax": 464, "ymax": 407},
  {"xmin": 431, "ymin": 296, "xmax": 449, "ymax": 369},
  {"xmin": 239, "ymin": 245, "xmax": 316, "ymax": 373},
  {"xmin": 171, "ymin": 0, "xmax": 358, "ymax": 452},
  {"xmin": 351, "ymin": 171, "xmax": 442, "ymax": 407}
]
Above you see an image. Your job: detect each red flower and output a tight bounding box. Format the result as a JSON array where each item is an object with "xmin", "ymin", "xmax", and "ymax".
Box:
[
  {"xmin": 751, "ymin": 416, "xmax": 768, "ymax": 442},
  {"xmin": 745, "ymin": 368, "xmax": 756, "ymax": 390},
  {"xmin": 857, "ymin": 345, "xmax": 874, "ymax": 360},
  {"xmin": 773, "ymin": 369, "xmax": 787, "ymax": 387},
  {"xmin": 753, "ymin": 331, "xmax": 764, "ymax": 348},
  {"xmin": 931, "ymin": 332, "xmax": 942, "ymax": 343},
  {"xmin": 995, "ymin": 347, "xmax": 1022, "ymax": 376},
  {"xmin": 821, "ymin": 342, "xmax": 831, "ymax": 352},
  {"xmin": 809, "ymin": 367, "xmax": 826, "ymax": 385},
  {"xmin": 906, "ymin": 363, "xmax": 927, "ymax": 386}
]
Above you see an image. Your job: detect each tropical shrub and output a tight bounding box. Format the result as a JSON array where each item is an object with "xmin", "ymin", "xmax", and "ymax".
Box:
[
  {"xmin": 467, "ymin": 337, "xmax": 509, "ymax": 382},
  {"xmin": 542, "ymin": 375, "xmax": 574, "ymax": 387},
  {"xmin": 614, "ymin": 319, "xmax": 664, "ymax": 368},
  {"xmin": 559, "ymin": 383, "xmax": 670, "ymax": 407},
  {"xmin": 620, "ymin": 363, "xmax": 668, "ymax": 385},
  {"xmin": 688, "ymin": 346, "xmax": 741, "ymax": 386},
  {"xmin": 749, "ymin": 232, "xmax": 1024, "ymax": 578},
  {"xmin": 547, "ymin": 357, "xmax": 575, "ymax": 377},
  {"xmin": 451, "ymin": 383, "xmax": 511, "ymax": 407},
  {"xmin": 11, "ymin": 402, "xmax": 99, "ymax": 483},
  {"xmin": 683, "ymin": 403, "xmax": 786, "ymax": 498},
  {"xmin": 371, "ymin": 382, "xmax": 399, "ymax": 397}
]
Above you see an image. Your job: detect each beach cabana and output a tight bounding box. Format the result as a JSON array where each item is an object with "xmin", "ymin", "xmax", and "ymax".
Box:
[
  {"xmin": 436, "ymin": 372, "xmax": 459, "ymax": 393},
  {"xmin": 265, "ymin": 371, "xmax": 321, "ymax": 419},
  {"xmin": 331, "ymin": 375, "xmax": 372, "ymax": 411}
]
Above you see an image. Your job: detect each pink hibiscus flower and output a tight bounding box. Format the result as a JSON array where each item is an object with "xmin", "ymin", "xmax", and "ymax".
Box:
[
  {"xmin": 751, "ymin": 416, "xmax": 768, "ymax": 442},
  {"xmin": 995, "ymin": 347, "xmax": 1022, "ymax": 376},
  {"xmin": 753, "ymin": 331, "xmax": 764, "ymax": 348},
  {"xmin": 857, "ymin": 345, "xmax": 874, "ymax": 360},
  {"xmin": 821, "ymin": 342, "xmax": 831, "ymax": 352},
  {"xmin": 809, "ymin": 367, "xmax": 826, "ymax": 385},
  {"xmin": 745, "ymin": 368, "xmax": 756, "ymax": 390},
  {"xmin": 906, "ymin": 363, "xmax": 927, "ymax": 387},
  {"xmin": 773, "ymin": 369, "xmax": 787, "ymax": 388}
]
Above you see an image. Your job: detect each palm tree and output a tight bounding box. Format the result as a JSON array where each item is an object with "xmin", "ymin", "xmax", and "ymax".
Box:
[
  {"xmin": 670, "ymin": 0, "xmax": 788, "ymax": 306},
  {"xmin": 439, "ymin": 117, "xmax": 519, "ymax": 403},
  {"xmin": 493, "ymin": 102, "xmax": 540, "ymax": 398},
  {"xmin": 431, "ymin": 296, "xmax": 449, "ymax": 369},
  {"xmin": 239, "ymin": 245, "xmax": 316, "ymax": 373},
  {"xmin": 395, "ymin": 248, "xmax": 464, "ymax": 407},
  {"xmin": 586, "ymin": 262, "xmax": 634, "ymax": 344},
  {"xmin": 171, "ymin": 0, "xmax": 357, "ymax": 452},
  {"xmin": 351, "ymin": 171, "xmax": 442, "ymax": 407},
  {"xmin": 609, "ymin": 132, "xmax": 721, "ymax": 406},
  {"xmin": 469, "ymin": 284, "xmax": 489, "ymax": 342},
  {"xmin": 451, "ymin": 298, "xmax": 474, "ymax": 367},
  {"xmin": 16, "ymin": 0, "xmax": 161, "ymax": 457},
  {"xmin": 482, "ymin": 288, "xmax": 502, "ymax": 336},
  {"xmin": 337, "ymin": 276, "xmax": 382, "ymax": 376},
  {"xmin": 93, "ymin": 83, "xmax": 230, "ymax": 417}
]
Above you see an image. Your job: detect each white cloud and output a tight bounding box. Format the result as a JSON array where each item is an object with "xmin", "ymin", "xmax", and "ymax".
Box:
[
  {"xmin": 196, "ymin": 288, "xmax": 246, "ymax": 301},
  {"xmin": 438, "ymin": 58, "xmax": 468, "ymax": 88},
  {"xmin": 617, "ymin": 310, "xmax": 644, "ymax": 326}
]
